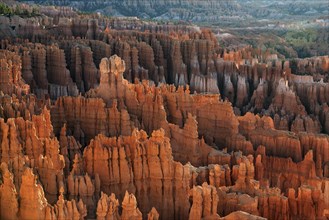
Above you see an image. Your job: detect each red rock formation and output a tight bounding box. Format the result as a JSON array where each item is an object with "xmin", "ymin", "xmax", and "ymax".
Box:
[
  {"xmin": 96, "ymin": 191, "xmax": 159, "ymax": 220},
  {"xmin": 0, "ymin": 50, "xmax": 29, "ymax": 96},
  {"xmin": 89, "ymin": 55, "xmax": 126, "ymax": 105},
  {"xmin": 1, "ymin": 11, "xmax": 329, "ymax": 219},
  {"xmin": 46, "ymin": 45, "xmax": 79, "ymax": 99},
  {"xmin": 19, "ymin": 167, "xmax": 87, "ymax": 220},
  {"xmin": 290, "ymin": 115, "xmax": 321, "ymax": 134},
  {"xmin": 292, "ymin": 56, "xmax": 329, "ymax": 75},
  {"xmin": 235, "ymin": 75, "xmax": 249, "ymax": 108},
  {"xmin": 69, "ymin": 44, "xmax": 99, "ymax": 93},
  {"xmin": 217, "ymin": 188, "xmax": 260, "ymax": 217},
  {"xmin": 170, "ymin": 40, "xmax": 188, "ymax": 85},
  {"xmin": 250, "ymin": 79, "xmax": 268, "ymax": 113},
  {"xmin": 85, "ymin": 55, "xmax": 169, "ymax": 135},
  {"xmin": 299, "ymin": 133, "xmax": 329, "ymax": 177},
  {"xmin": 0, "ymin": 162, "xmax": 87, "ymax": 220},
  {"xmin": 189, "ymin": 183, "xmax": 219, "ymax": 220},
  {"xmin": 267, "ymin": 78, "xmax": 306, "ymax": 118},
  {"xmin": 51, "ymin": 96, "xmax": 136, "ymax": 144},
  {"xmin": 220, "ymin": 211, "xmax": 266, "ymax": 220},
  {"xmin": 21, "ymin": 51, "xmax": 34, "ymax": 87},
  {"xmin": 0, "ymin": 163, "xmax": 18, "ymax": 219},
  {"xmin": 96, "ymin": 192, "xmax": 120, "ymax": 220},
  {"xmin": 85, "ymin": 19, "xmax": 100, "ymax": 40},
  {"xmin": 83, "ymin": 128, "xmax": 191, "ymax": 219},
  {"xmin": 67, "ymin": 172, "xmax": 100, "ymax": 218},
  {"xmin": 59, "ymin": 124, "xmax": 82, "ymax": 174},
  {"xmin": 138, "ymin": 42, "xmax": 156, "ymax": 81},
  {"xmin": 31, "ymin": 46, "xmax": 48, "ymax": 97},
  {"xmin": 320, "ymin": 104, "xmax": 329, "ymax": 134},
  {"xmin": 89, "ymin": 40, "xmax": 112, "ymax": 68},
  {"xmin": 168, "ymin": 113, "xmax": 216, "ymax": 166},
  {"xmin": 147, "ymin": 207, "xmax": 160, "ymax": 220},
  {"xmin": 294, "ymin": 78, "xmax": 329, "ymax": 114},
  {"xmin": 249, "ymin": 128, "xmax": 302, "ymax": 162},
  {"xmin": 162, "ymin": 85, "xmax": 238, "ymax": 146}
]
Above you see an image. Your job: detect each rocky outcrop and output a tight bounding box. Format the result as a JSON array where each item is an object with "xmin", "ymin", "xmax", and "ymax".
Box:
[
  {"xmin": 320, "ymin": 104, "xmax": 329, "ymax": 134},
  {"xmin": 249, "ymin": 128, "xmax": 302, "ymax": 162},
  {"xmin": 0, "ymin": 163, "xmax": 19, "ymax": 220},
  {"xmin": 268, "ymin": 78, "xmax": 306, "ymax": 115},
  {"xmin": 299, "ymin": 133, "xmax": 329, "ymax": 177},
  {"xmin": 189, "ymin": 183, "xmax": 219, "ymax": 220},
  {"xmin": 59, "ymin": 124, "xmax": 82, "ymax": 174},
  {"xmin": 86, "ymin": 55, "xmax": 169, "ymax": 135},
  {"xmin": 168, "ymin": 112, "xmax": 215, "ymax": 166},
  {"xmin": 21, "ymin": 51, "xmax": 34, "ymax": 87},
  {"xmin": 83, "ymin": 128, "xmax": 191, "ymax": 219},
  {"xmin": 68, "ymin": 44, "xmax": 99, "ymax": 93},
  {"xmin": 0, "ymin": 164, "xmax": 87, "ymax": 220},
  {"xmin": 292, "ymin": 56, "xmax": 329, "ymax": 75},
  {"xmin": 51, "ymin": 96, "xmax": 136, "ymax": 144},
  {"xmin": 163, "ymin": 85, "xmax": 239, "ymax": 146},
  {"xmin": 220, "ymin": 211, "xmax": 266, "ymax": 220},
  {"xmin": 19, "ymin": 168, "xmax": 49, "ymax": 219},
  {"xmin": 31, "ymin": 46, "xmax": 48, "ymax": 97},
  {"xmin": 88, "ymin": 55, "xmax": 126, "ymax": 106},
  {"xmin": 67, "ymin": 172, "xmax": 100, "ymax": 218},
  {"xmin": 96, "ymin": 191, "xmax": 160, "ymax": 220},
  {"xmin": 0, "ymin": 50, "xmax": 29, "ymax": 96},
  {"xmin": 1, "ymin": 9, "xmax": 329, "ymax": 219},
  {"xmin": 89, "ymin": 40, "xmax": 111, "ymax": 68},
  {"xmin": 46, "ymin": 45, "xmax": 79, "ymax": 99}
]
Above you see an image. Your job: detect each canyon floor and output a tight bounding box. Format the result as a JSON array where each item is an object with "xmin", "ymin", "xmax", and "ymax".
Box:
[{"xmin": 0, "ymin": 1, "xmax": 329, "ymax": 220}]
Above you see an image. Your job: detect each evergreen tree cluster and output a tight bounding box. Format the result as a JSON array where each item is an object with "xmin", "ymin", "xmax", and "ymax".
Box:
[{"xmin": 0, "ymin": 3, "xmax": 39, "ymax": 18}]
